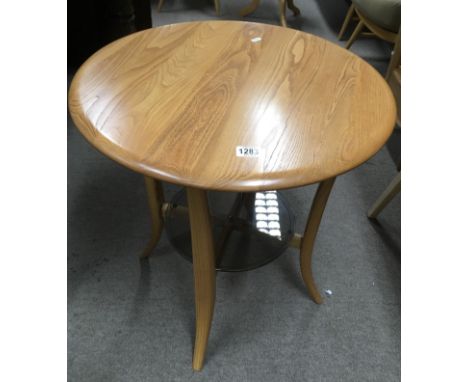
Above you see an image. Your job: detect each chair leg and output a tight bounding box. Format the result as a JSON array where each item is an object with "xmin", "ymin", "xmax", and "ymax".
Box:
[
  {"xmin": 279, "ymin": 0, "xmax": 287, "ymax": 27},
  {"xmin": 385, "ymin": 28, "xmax": 401, "ymax": 80},
  {"xmin": 338, "ymin": 4, "xmax": 355, "ymax": 40},
  {"xmin": 287, "ymin": 0, "xmax": 301, "ymax": 16},
  {"xmin": 367, "ymin": 172, "xmax": 401, "ymax": 219},
  {"xmin": 345, "ymin": 19, "xmax": 364, "ymax": 49},
  {"xmin": 214, "ymin": 0, "xmax": 220, "ymax": 16},
  {"xmin": 239, "ymin": 0, "xmax": 260, "ymax": 17},
  {"xmin": 156, "ymin": 0, "xmax": 164, "ymax": 12},
  {"xmin": 187, "ymin": 187, "xmax": 217, "ymax": 371},
  {"xmin": 141, "ymin": 176, "xmax": 165, "ymax": 258},
  {"xmin": 300, "ymin": 178, "xmax": 335, "ymax": 304}
]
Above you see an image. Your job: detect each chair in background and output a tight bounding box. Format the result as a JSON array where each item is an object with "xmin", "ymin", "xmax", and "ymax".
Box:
[
  {"xmin": 156, "ymin": 0, "xmax": 221, "ymax": 16},
  {"xmin": 368, "ymin": 171, "xmax": 400, "ymax": 218},
  {"xmin": 368, "ymin": 29, "xmax": 401, "ymax": 219},
  {"xmin": 338, "ymin": 0, "xmax": 400, "ymax": 50},
  {"xmin": 240, "ymin": 0, "xmax": 301, "ymax": 27}
]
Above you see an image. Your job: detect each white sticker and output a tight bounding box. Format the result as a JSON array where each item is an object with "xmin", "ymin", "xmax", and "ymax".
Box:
[{"xmin": 236, "ymin": 146, "xmax": 261, "ymax": 157}]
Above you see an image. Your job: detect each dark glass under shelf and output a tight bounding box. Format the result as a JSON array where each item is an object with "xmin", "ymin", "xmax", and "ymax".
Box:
[{"xmin": 165, "ymin": 189, "xmax": 295, "ymax": 272}]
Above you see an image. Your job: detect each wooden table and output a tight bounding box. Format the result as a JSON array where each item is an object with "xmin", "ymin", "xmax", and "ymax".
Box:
[{"xmin": 68, "ymin": 21, "xmax": 396, "ymax": 370}]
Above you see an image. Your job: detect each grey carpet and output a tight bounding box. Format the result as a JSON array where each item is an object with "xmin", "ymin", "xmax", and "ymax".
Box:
[{"xmin": 68, "ymin": 1, "xmax": 401, "ymax": 380}]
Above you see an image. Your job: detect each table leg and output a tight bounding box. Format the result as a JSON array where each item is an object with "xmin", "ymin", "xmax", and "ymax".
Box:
[
  {"xmin": 300, "ymin": 178, "xmax": 335, "ymax": 304},
  {"xmin": 141, "ymin": 176, "xmax": 165, "ymax": 258},
  {"xmin": 186, "ymin": 187, "xmax": 217, "ymax": 371}
]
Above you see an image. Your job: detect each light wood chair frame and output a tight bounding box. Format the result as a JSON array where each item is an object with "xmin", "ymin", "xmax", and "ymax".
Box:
[
  {"xmin": 142, "ymin": 175, "xmax": 335, "ymax": 370},
  {"xmin": 338, "ymin": 3, "xmax": 399, "ymax": 49},
  {"xmin": 157, "ymin": 0, "xmax": 221, "ymax": 16},
  {"xmin": 367, "ymin": 172, "xmax": 400, "ymax": 218},
  {"xmin": 368, "ymin": 29, "xmax": 401, "ymax": 218},
  {"xmin": 156, "ymin": 0, "xmax": 300, "ymax": 28}
]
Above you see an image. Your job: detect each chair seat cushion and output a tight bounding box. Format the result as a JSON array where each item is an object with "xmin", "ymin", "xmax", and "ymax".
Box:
[{"xmin": 353, "ymin": 0, "xmax": 401, "ymax": 33}]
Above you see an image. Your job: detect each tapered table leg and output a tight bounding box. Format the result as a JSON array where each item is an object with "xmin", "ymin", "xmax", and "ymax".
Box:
[
  {"xmin": 141, "ymin": 176, "xmax": 165, "ymax": 258},
  {"xmin": 300, "ymin": 178, "xmax": 335, "ymax": 304},
  {"xmin": 186, "ymin": 187, "xmax": 217, "ymax": 371}
]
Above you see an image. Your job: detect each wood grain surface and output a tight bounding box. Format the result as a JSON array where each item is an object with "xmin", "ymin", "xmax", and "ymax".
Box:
[{"xmin": 69, "ymin": 21, "xmax": 396, "ymax": 192}]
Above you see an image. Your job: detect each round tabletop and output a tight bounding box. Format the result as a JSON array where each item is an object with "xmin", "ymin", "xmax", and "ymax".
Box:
[{"xmin": 69, "ymin": 21, "xmax": 396, "ymax": 192}]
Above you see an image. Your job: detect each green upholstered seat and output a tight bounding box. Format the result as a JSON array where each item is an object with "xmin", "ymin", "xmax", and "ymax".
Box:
[{"xmin": 353, "ymin": 0, "xmax": 401, "ymax": 33}]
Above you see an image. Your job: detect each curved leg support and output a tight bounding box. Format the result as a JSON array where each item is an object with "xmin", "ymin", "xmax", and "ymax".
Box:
[
  {"xmin": 187, "ymin": 187, "xmax": 217, "ymax": 371},
  {"xmin": 240, "ymin": 0, "xmax": 260, "ymax": 17},
  {"xmin": 141, "ymin": 176, "xmax": 164, "ymax": 258},
  {"xmin": 300, "ymin": 178, "xmax": 335, "ymax": 304}
]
